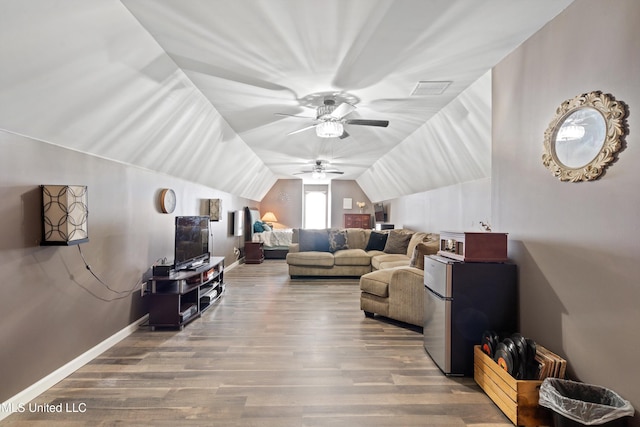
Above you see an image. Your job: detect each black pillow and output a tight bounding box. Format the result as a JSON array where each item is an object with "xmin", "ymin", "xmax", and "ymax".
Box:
[{"xmin": 365, "ymin": 231, "xmax": 388, "ymax": 251}]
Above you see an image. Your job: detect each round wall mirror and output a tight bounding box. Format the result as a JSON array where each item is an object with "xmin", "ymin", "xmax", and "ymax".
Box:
[{"xmin": 543, "ymin": 91, "xmax": 627, "ymax": 182}]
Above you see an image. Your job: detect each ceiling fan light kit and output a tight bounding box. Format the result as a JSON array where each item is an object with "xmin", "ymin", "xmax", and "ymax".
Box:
[
  {"xmin": 295, "ymin": 160, "xmax": 345, "ymax": 179},
  {"xmin": 316, "ymin": 121, "xmax": 344, "ymax": 138},
  {"xmin": 278, "ymin": 96, "xmax": 389, "ymax": 140}
]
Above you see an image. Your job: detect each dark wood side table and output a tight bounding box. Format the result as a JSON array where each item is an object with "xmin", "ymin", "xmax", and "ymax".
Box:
[{"xmin": 244, "ymin": 242, "xmax": 264, "ymax": 264}]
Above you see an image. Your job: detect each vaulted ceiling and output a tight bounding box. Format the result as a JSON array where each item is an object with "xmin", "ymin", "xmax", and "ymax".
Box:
[{"xmin": 1, "ymin": 0, "xmax": 573, "ymax": 201}]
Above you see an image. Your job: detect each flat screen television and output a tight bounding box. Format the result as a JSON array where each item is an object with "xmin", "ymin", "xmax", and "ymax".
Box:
[
  {"xmin": 174, "ymin": 216, "xmax": 210, "ymax": 271},
  {"xmin": 374, "ymin": 203, "xmax": 386, "ymax": 222}
]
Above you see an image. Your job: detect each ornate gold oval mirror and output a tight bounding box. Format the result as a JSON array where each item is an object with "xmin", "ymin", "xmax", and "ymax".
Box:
[{"xmin": 543, "ymin": 91, "xmax": 627, "ymax": 182}]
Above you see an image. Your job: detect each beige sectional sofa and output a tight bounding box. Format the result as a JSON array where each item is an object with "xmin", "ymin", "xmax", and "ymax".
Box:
[
  {"xmin": 285, "ymin": 228, "xmax": 439, "ymax": 327},
  {"xmin": 286, "ymin": 228, "xmax": 376, "ymax": 278}
]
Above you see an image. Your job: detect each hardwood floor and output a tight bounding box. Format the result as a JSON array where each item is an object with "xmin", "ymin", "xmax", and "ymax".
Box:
[{"xmin": 4, "ymin": 260, "xmax": 511, "ymax": 426}]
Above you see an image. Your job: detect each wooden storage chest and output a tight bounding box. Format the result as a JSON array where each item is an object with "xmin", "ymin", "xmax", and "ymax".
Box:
[
  {"xmin": 474, "ymin": 346, "xmax": 550, "ymax": 426},
  {"xmin": 344, "ymin": 213, "xmax": 371, "ymax": 229}
]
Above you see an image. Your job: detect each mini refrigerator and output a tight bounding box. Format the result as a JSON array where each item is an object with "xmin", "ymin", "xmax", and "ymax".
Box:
[{"xmin": 423, "ymin": 255, "xmax": 517, "ymax": 376}]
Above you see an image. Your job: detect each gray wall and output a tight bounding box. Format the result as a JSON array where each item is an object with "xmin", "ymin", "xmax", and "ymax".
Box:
[
  {"xmin": 259, "ymin": 179, "xmax": 372, "ymax": 230},
  {"xmin": 0, "ymin": 130, "xmax": 254, "ymax": 402},
  {"xmin": 329, "ymin": 180, "xmax": 373, "ymax": 228},
  {"xmin": 492, "ymin": 0, "xmax": 640, "ymax": 417},
  {"xmin": 385, "ymin": 178, "xmax": 491, "ymax": 233},
  {"xmin": 259, "ymin": 179, "xmax": 304, "ymax": 229}
]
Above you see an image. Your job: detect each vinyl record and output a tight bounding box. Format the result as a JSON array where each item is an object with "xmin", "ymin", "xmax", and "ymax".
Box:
[
  {"xmin": 502, "ymin": 337, "xmax": 520, "ymax": 375},
  {"xmin": 511, "ymin": 334, "xmax": 527, "ymax": 379},
  {"xmin": 481, "ymin": 340, "xmax": 493, "ymax": 358},
  {"xmin": 525, "ymin": 338, "xmax": 538, "ymax": 379},
  {"xmin": 481, "ymin": 330, "xmax": 499, "ymax": 357},
  {"xmin": 494, "ymin": 342, "xmax": 514, "ymax": 375},
  {"xmin": 525, "ymin": 338, "xmax": 536, "ymax": 361}
]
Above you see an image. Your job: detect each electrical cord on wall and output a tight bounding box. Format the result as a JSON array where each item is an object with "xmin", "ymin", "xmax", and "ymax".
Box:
[{"xmin": 76, "ymin": 245, "xmax": 143, "ymax": 302}]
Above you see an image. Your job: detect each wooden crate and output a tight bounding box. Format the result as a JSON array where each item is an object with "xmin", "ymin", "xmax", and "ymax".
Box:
[{"xmin": 474, "ymin": 346, "xmax": 550, "ymax": 426}]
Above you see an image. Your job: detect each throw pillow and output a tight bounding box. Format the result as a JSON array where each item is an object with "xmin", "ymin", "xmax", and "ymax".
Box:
[
  {"xmin": 298, "ymin": 229, "xmax": 331, "ymax": 252},
  {"xmin": 328, "ymin": 229, "xmax": 349, "ymax": 252},
  {"xmin": 383, "ymin": 230, "xmax": 413, "ymax": 254},
  {"xmin": 262, "ymin": 223, "xmax": 272, "ymax": 231},
  {"xmin": 409, "ymin": 242, "xmax": 439, "ymax": 269},
  {"xmin": 365, "ymin": 231, "xmax": 388, "ymax": 251},
  {"xmin": 253, "ymin": 221, "xmax": 265, "ymax": 232}
]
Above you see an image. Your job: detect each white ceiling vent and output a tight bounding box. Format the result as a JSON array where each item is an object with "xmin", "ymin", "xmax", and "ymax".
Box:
[{"xmin": 411, "ymin": 81, "xmax": 452, "ymax": 96}]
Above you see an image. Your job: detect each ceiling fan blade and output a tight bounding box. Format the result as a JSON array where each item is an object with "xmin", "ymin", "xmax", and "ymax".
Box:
[
  {"xmin": 287, "ymin": 125, "xmax": 317, "ymax": 135},
  {"xmin": 275, "ymin": 112, "xmax": 315, "ymax": 119},
  {"xmin": 326, "ymin": 171, "xmax": 344, "ymax": 174},
  {"xmin": 339, "ymin": 130, "xmax": 350, "ymax": 139},
  {"xmin": 345, "ymin": 119, "xmax": 389, "ymax": 127},
  {"xmin": 329, "ymin": 102, "xmax": 356, "ymax": 119}
]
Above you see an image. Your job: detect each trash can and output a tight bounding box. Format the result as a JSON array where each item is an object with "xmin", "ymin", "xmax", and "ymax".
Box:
[{"xmin": 539, "ymin": 378, "xmax": 635, "ymax": 426}]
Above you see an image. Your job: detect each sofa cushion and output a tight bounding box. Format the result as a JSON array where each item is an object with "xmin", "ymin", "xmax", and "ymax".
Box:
[
  {"xmin": 298, "ymin": 229, "xmax": 330, "ymax": 252},
  {"xmin": 371, "ymin": 253, "xmax": 410, "ymax": 270},
  {"xmin": 365, "ymin": 231, "xmax": 388, "ymax": 251},
  {"xmin": 383, "ymin": 230, "xmax": 413, "ymax": 254},
  {"xmin": 328, "ymin": 229, "xmax": 349, "ymax": 252},
  {"xmin": 286, "ymin": 251, "xmax": 334, "ymax": 267},
  {"xmin": 334, "ymin": 249, "xmax": 371, "ymax": 266},
  {"xmin": 409, "ymin": 241, "xmax": 440, "ymax": 269},
  {"xmin": 366, "ymin": 250, "xmax": 386, "ymax": 258},
  {"xmin": 360, "ymin": 269, "xmax": 394, "ymax": 297},
  {"xmin": 406, "ymin": 232, "xmax": 427, "ymax": 256},
  {"xmin": 345, "ymin": 228, "xmax": 368, "ymax": 250},
  {"xmin": 406, "ymin": 232, "xmax": 440, "ymax": 256},
  {"xmin": 378, "ymin": 259, "xmax": 411, "ymax": 269}
]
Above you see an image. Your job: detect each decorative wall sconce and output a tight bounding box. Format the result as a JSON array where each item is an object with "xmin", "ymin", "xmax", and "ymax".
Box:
[
  {"xmin": 209, "ymin": 198, "xmax": 221, "ymax": 221},
  {"xmin": 41, "ymin": 185, "xmax": 89, "ymax": 245}
]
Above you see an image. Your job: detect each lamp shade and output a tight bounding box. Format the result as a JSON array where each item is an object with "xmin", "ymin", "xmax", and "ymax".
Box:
[
  {"xmin": 41, "ymin": 185, "xmax": 89, "ymax": 245},
  {"xmin": 261, "ymin": 211, "xmax": 278, "ymax": 223}
]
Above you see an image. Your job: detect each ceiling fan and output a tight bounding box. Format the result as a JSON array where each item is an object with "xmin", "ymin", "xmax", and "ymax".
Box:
[
  {"xmin": 294, "ymin": 160, "xmax": 344, "ymax": 179},
  {"xmin": 276, "ymin": 98, "xmax": 389, "ymax": 139}
]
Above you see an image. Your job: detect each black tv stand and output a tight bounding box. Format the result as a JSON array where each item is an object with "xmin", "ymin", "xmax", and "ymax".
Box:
[
  {"xmin": 182, "ymin": 264, "xmax": 205, "ymax": 272},
  {"xmin": 180, "ymin": 257, "xmax": 210, "ymax": 271},
  {"xmin": 146, "ymin": 257, "xmax": 224, "ymax": 330}
]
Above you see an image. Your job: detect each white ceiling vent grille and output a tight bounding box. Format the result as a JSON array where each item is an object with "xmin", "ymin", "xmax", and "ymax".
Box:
[{"xmin": 411, "ymin": 81, "xmax": 452, "ymax": 96}]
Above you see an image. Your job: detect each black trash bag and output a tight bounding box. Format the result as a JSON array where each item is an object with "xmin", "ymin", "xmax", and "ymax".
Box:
[{"xmin": 539, "ymin": 378, "xmax": 634, "ymax": 426}]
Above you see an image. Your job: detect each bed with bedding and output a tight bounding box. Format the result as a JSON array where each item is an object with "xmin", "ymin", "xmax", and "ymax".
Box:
[{"xmin": 244, "ymin": 207, "xmax": 292, "ymax": 259}]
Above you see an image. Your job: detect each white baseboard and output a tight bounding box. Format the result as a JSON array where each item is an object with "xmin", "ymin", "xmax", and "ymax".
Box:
[
  {"xmin": 1, "ymin": 260, "xmax": 238, "ymax": 421},
  {"xmin": 0, "ymin": 314, "xmax": 148, "ymax": 422},
  {"xmin": 225, "ymin": 258, "xmax": 240, "ymax": 271}
]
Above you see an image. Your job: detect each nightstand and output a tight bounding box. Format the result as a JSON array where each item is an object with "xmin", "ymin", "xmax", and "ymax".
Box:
[{"xmin": 244, "ymin": 242, "xmax": 264, "ymax": 264}]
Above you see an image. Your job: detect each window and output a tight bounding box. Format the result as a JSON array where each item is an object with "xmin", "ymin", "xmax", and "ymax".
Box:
[{"xmin": 304, "ymin": 186, "xmax": 328, "ymax": 229}]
